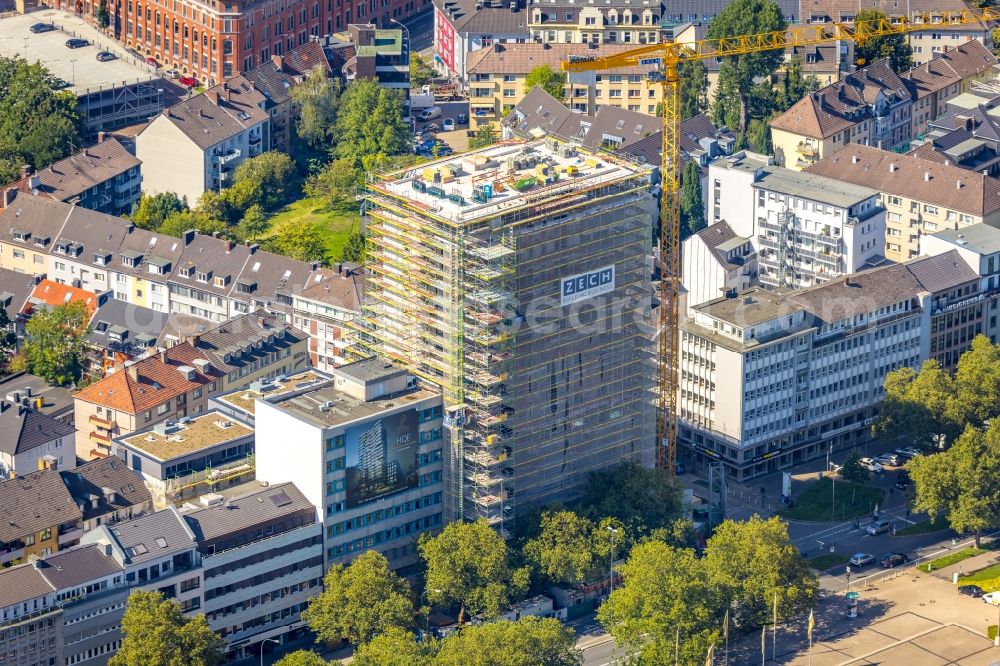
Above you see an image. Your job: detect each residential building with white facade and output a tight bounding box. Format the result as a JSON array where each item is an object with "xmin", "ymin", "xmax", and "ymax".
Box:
[
  {"xmin": 0, "ymin": 397, "xmax": 75, "ymax": 479},
  {"xmin": 290, "ymin": 265, "xmax": 363, "ymax": 372},
  {"xmin": 254, "ymin": 358, "xmax": 445, "ymax": 574},
  {"xmin": 682, "ymin": 221, "xmax": 757, "ymax": 315}
]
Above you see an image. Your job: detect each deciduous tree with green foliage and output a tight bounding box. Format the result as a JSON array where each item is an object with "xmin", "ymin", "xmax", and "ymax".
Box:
[
  {"xmin": 305, "ymin": 158, "xmax": 362, "ymax": 206},
  {"xmin": 224, "ymin": 151, "xmax": 297, "ymax": 213},
  {"xmin": 265, "ymin": 217, "xmax": 326, "ymax": 262},
  {"xmin": 908, "ymin": 421, "xmax": 1000, "ymax": 548},
  {"xmin": 854, "ymin": 9, "xmax": 913, "ymax": 72},
  {"xmin": 524, "ymin": 65, "xmax": 567, "ymax": 101},
  {"xmin": 302, "ymin": 551, "xmax": 415, "ymax": 645},
  {"xmin": 839, "ymin": 450, "xmax": 869, "ymax": 483},
  {"xmin": 419, "ymin": 518, "xmax": 529, "ymax": 622},
  {"xmin": 680, "ymin": 159, "xmax": 705, "ymax": 239},
  {"xmin": 333, "ymin": 80, "xmax": 410, "ymax": 171},
  {"xmin": 703, "ymin": 516, "xmax": 818, "ymax": 628},
  {"xmin": 877, "ymin": 358, "xmax": 963, "ymax": 450},
  {"xmin": 18, "ymin": 300, "xmax": 89, "ymax": 386},
  {"xmin": 158, "ymin": 210, "xmax": 231, "ymax": 240},
  {"xmin": 678, "ymin": 60, "xmax": 709, "ymax": 120},
  {"xmin": 274, "ymin": 651, "xmax": 329, "ymax": 666},
  {"xmin": 237, "ymin": 203, "xmax": 269, "ymax": 241},
  {"xmin": 577, "ymin": 462, "xmax": 683, "ymax": 538},
  {"xmin": 409, "ymin": 53, "xmax": 436, "ymax": 88},
  {"xmin": 352, "ymin": 628, "xmax": 435, "ymax": 666},
  {"xmin": 109, "ymin": 591, "xmax": 225, "ymax": 666},
  {"xmin": 340, "ymin": 229, "xmax": 367, "ymax": 263},
  {"xmin": 0, "ymin": 307, "xmax": 15, "ymax": 378},
  {"xmin": 523, "ymin": 510, "xmax": 610, "ymax": 587},
  {"xmin": 96, "ymin": 0, "xmax": 110, "ymax": 29},
  {"xmin": 434, "ymin": 617, "xmax": 581, "ymax": 666},
  {"xmin": 129, "ymin": 192, "xmax": 187, "ymax": 230},
  {"xmin": 776, "ymin": 56, "xmax": 820, "ymax": 111},
  {"xmin": 292, "ymin": 67, "xmax": 341, "ymax": 148},
  {"xmin": 708, "ymin": 0, "xmax": 787, "ymax": 133},
  {"xmin": 470, "ymin": 123, "xmax": 498, "ymax": 150}
]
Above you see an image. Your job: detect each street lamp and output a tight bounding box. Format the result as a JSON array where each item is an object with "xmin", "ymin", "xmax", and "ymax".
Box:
[
  {"xmin": 70, "ymin": 59, "xmax": 77, "ymax": 85},
  {"xmin": 607, "ymin": 526, "xmax": 620, "ymax": 597},
  {"xmin": 259, "ymin": 637, "xmax": 280, "ymax": 666},
  {"xmin": 420, "ymin": 588, "xmax": 442, "ymax": 638}
]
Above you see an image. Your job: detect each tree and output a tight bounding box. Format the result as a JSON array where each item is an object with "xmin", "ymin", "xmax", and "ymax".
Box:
[
  {"xmin": 237, "ymin": 204, "xmax": 269, "ymax": 241},
  {"xmin": 877, "ymin": 359, "xmax": 962, "ymax": 450},
  {"xmin": 0, "ymin": 307, "xmax": 15, "ymax": 378},
  {"xmin": 678, "ymin": 60, "xmax": 709, "ymax": 120},
  {"xmin": 110, "ymin": 591, "xmax": 225, "ymax": 666},
  {"xmin": 577, "ymin": 462, "xmax": 683, "ymax": 538},
  {"xmin": 703, "ymin": 517, "xmax": 817, "ymax": 629},
  {"xmin": 292, "ymin": 67, "xmax": 340, "ymax": 148},
  {"xmin": 777, "ymin": 56, "xmax": 820, "ymax": 111},
  {"xmin": 302, "ymin": 551, "xmax": 415, "ymax": 645},
  {"xmin": 855, "ymin": 10, "xmax": 913, "ymax": 73},
  {"xmin": 334, "ymin": 80, "xmax": 410, "ymax": 170},
  {"xmin": 418, "ymin": 519, "xmax": 529, "ymax": 621},
  {"xmin": 839, "ymin": 449, "xmax": 869, "ymax": 483},
  {"xmin": 224, "ymin": 151, "xmax": 297, "ymax": 213},
  {"xmin": 409, "ymin": 53, "xmax": 436, "ymax": 88},
  {"xmin": 908, "ymin": 422, "xmax": 1000, "ymax": 548},
  {"xmin": 470, "ymin": 123, "xmax": 498, "ymax": 150},
  {"xmin": 340, "ymin": 229, "xmax": 367, "ymax": 263},
  {"xmin": 680, "ymin": 160, "xmax": 705, "ymax": 239},
  {"xmin": 745, "ymin": 117, "xmax": 773, "ymax": 154},
  {"xmin": 158, "ymin": 210, "xmax": 231, "ymax": 240},
  {"xmin": 195, "ymin": 190, "xmax": 236, "ymax": 225},
  {"xmin": 952, "ymin": 335, "xmax": 1000, "ymax": 427},
  {"xmin": 434, "ymin": 617, "xmax": 581, "ymax": 666},
  {"xmin": 707, "ymin": 0, "xmax": 787, "ymax": 133},
  {"xmin": 353, "ymin": 629, "xmax": 435, "ymax": 666},
  {"xmin": 523, "ymin": 510, "xmax": 608, "ymax": 587},
  {"xmin": 0, "ymin": 57, "xmax": 83, "ymax": 183},
  {"xmin": 305, "ymin": 158, "xmax": 362, "ymax": 205},
  {"xmin": 524, "ymin": 65, "xmax": 567, "ymax": 101},
  {"xmin": 274, "ymin": 652, "xmax": 330, "ymax": 666},
  {"xmin": 266, "ymin": 217, "xmax": 327, "ymax": 262},
  {"xmin": 19, "ymin": 300, "xmax": 89, "ymax": 386},
  {"xmin": 96, "ymin": 0, "xmax": 111, "ymax": 29},
  {"xmin": 598, "ymin": 541, "xmax": 722, "ymax": 664},
  {"xmin": 129, "ymin": 192, "xmax": 187, "ymax": 230}
]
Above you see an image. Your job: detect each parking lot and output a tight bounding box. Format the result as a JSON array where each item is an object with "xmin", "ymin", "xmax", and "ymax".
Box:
[
  {"xmin": 0, "ymin": 10, "xmax": 160, "ymax": 94},
  {"xmin": 414, "ymin": 100, "xmax": 471, "ymax": 155}
]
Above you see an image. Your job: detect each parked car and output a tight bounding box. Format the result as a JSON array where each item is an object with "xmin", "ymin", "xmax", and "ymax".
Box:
[
  {"xmin": 866, "ymin": 520, "xmax": 891, "ymax": 536},
  {"xmin": 875, "ymin": 452, "xmax": 900, "ymax": 466},
  {"xmin": 893, "ymin": 475, "xmax": 910, "ymax": 491},
  {"xmin": 65, "ymin": 38, "xmax": 89, "ymax": 49},
  {"xmin": 859, "ymin": 457, "xmax": 884, "ymax": 473},
  {"xmin": 982, "ymin": 591, "xmax": 1000, "ymax": 605},
  {"xmin": 849, "ymin": 552, "xmax": 874, "ymax": 567},
  {"xmin": 96, "ymin": 51, "xmax": 116, "ymax": 62},
  {"xmin": 422, "ymin": 122, "xmax": 440, "ymax": 132},
  {"xmin": 126, "ymin": 47, "xmax": 143, "ymax": 59},
  {"xmin": 959, "ymin": 584, "xmax": 984, "ymax": 598},
  {"xmin": 419, "ymin": 106, "xmax": 442, "ymax": 120},
  {"xmin": 457, "ymin": 112, "xmax": 468, "ymax": 124},
  {"xmin": 880, "ymin": 553, "xmax": 908, "ymax": 568},
  {"xmin": 145, "ymin": 56, "xmax": 160, "ymax": 67},
  {"xmin": 29, "ymin": 22, "xmax": 55, "ymax": 33},
  {"xmin": 164, "ymin": 68, "xmax": 180, "ymax": 79},
  {"xmin": 442, "ymin": 118, "xmax": 456, "ymax": 131},
  {"xmin": 49, "ymin": 78, "xmax": 70, "ymax": 90},
  {"xmin": 895, "ymin": 446, "xmax": 922, "ymax": 459},
  {"xmin": 178, "ymin": 76, "xmax": 197, "ymax": 87}
]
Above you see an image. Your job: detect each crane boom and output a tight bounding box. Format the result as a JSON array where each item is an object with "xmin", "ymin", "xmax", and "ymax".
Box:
[{"xmin": 562, "ymin": 7, "xmax": 1000, "ymax": 478}]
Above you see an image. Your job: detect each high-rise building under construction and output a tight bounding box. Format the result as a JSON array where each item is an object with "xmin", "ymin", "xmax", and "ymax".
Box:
[{"xmin": 358, "ymin": 137, "xmax": 656, "ymax": 534}]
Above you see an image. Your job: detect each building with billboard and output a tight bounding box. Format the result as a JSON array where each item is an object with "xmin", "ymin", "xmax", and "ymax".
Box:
[
  {"xmin": 358, "ymin": 137, "xmax": 657, "ymax": 536},
  {"xmin": 254, "ymin": 357, "xmax": 444, "ymax": 573}
]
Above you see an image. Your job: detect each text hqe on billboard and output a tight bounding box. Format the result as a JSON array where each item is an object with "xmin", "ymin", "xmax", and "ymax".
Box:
[{"xmin": 344, "ymin": 409, "xmax": 419, "ymax": 508}]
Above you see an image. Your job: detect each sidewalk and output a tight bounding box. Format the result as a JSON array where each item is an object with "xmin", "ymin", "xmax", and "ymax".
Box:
[{"xmin": 924, "ymin": 541, "xmax": 1000, "ymax": 581}]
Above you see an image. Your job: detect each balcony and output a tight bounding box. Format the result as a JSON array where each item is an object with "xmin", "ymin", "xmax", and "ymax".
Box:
[
  {"xmin": 58, "ymin": 525, "xmax": 85, "ymax": 546},
  {"xmin": 796, "ymin": 142, "xmax": 817, "ymax": 156},
  {"xmin": 89, "ymin": 430, "xmax": 112, "ymax": 444},
  {"xmin": 215, "ymin": 148, "xmax": 242, "ymax": 165},
  {"xmin": 89, "ymin": 413, "xmax": 116, "ymax": 429}
]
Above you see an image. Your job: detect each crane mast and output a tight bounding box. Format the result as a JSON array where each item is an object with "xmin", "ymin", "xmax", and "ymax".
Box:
[{"xmin": 562, "ymin": 8, "xmax": 1000, "ymax": 478}]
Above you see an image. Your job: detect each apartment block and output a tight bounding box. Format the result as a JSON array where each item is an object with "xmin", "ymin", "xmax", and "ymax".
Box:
[
  {"xmin": 0, "ymin": 137, "xmax": 141, "ymax": 218},
  {"xmin": 466, "ymin": 43, "xmax": 665, "ymax": 128},
  {"xmin": 525, "ymin": 0, "xmax": 662, "ymax": 45},
  {"xmin": 342, "ymin": 25, "xmax": 410, "ymax": 92},
  {"xmin": 910, "ymin": 90, "xmax": 1000, "ymax": 176},
  {"xmin": 682, "ymin": 222, "xmax": 757, "ymax": 314},
  {"xmin": 806, "ymin": 144, "xmax": 1000, "ymax": 262},
  {"xmin": 113, "ymin": 410, "xmax": 255, "ymax": 508},
  {"xmin": 905, "ymin": 40, "xmax": 998, "ymax": 138},
  {"xmin": 254, "ymin": 358, "xmax": 445, "ymax": 572},
  {"xmin": 291, "ymin": 265, "xmax": 363, "ymax": 372},
  {"xmin": 361, "ymin": 138, "xmax": 655, "ymax": 532},
  {"xmin": 137, "ymin": 81, "xmax": 270, "ymax": 204},
  {"xmin": 0, "ymin": 468, "xmax": 82, "ymax": 565},
  {"xmin": 0, "ymin": 564, "xmax": 64, "ymax": 666},
  {"xmin": 434, "ymin": 0, "xmax": 529, "ymax": 82},
  {"xmin": 182, "ymin": 482, "xmax": 322, "ymax": 659},
  {"xmin": 0, "ymin": 397, "xmax": 75, "ymax": 479},
  {"xmin": 87, "ymin": 299, "xmax": 170, "ymax": 378}
]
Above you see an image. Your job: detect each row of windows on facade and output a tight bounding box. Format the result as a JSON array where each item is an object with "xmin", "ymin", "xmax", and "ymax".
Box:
[
  {"xmin": 327, "ymin": 512, "xmax": 444, "ymax": 559},
  {"xmin": 65, "ymin": 639, "xmax": 120, "ymax": 665},
  {"xmin": 205, "ymin": 534, "xmax": 322, "ymax": 579},
  {"xmin": 216, "ymin": 601, "xmax": 309, "ymax": 639},
  {"xmin": 205, "ymin": 577, "xmax": 320, "ymax": 619},
  {"xmin": 204, "ymin": 556, "xmax": 322, "ymax": 602},
  {"xmin": 326, "ymin": 492, "xmax": 443, "ymax": 537}
]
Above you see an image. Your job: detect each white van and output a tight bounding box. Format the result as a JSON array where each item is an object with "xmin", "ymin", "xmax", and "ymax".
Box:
[{"xmin": 419, "ymin": 106, "xmax": 442, "ymax": 121}]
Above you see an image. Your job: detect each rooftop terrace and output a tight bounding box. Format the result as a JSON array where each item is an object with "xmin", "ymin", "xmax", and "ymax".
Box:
[
  {"xmin": 375, "ymin": 139, "xmax": 652, "ymax": 225},
  {"xmin": 117, "ymin": 411, "xmax": 253, "ymax": 460}
]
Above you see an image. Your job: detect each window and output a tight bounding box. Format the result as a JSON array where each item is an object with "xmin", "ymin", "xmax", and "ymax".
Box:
[
  {"xmin": 156, "ymin": 402, "xmax": 170, "ymax": 415},
  {"xmin": 923, "ymin": 204, "xmax": 939, "ymax": 214}
]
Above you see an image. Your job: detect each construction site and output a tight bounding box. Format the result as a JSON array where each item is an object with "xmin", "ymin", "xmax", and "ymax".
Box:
[{"xmin": 356, "ymin": 138, "xmax": 658, "ymax": 534}]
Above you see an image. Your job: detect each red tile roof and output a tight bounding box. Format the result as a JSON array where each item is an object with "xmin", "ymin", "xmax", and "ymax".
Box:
[{"xmin": 23, "ymin": 280, "xmax": 101, "ymax": 317}]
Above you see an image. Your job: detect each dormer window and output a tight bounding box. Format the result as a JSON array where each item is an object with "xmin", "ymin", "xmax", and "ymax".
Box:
[
  {"xmin": 213, "ymin": 275, "xmax": 230, "ymax": 288},
  {"xmin": 196, "ymin": 270, "xmax": 212, "ymax": 283},
  {"xmin": 12, "ymin": 229, "xmax": 29, "ymax": 242},
  {"xmin": 236, "ymin": 278, "xmax": 256, "ymax": 294},
  {"xmin": 93, "ymin": 251, "xmax": 111, "ymax": 266},
  {"xmin": 179, "ymin": 265, "xmax": 195, "ymax": 278},
  {"xmin": 33, "ymin": 235, "xmax": 50, "ymax": 247},
  {"xmin": 121, "ymin": 251, "xmax": 143, "ymax": 268}
]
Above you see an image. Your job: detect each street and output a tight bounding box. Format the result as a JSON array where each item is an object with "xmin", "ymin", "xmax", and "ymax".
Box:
[{"xmin": 398, "ymin": 8, "xmax": 434, "ymax": 58}]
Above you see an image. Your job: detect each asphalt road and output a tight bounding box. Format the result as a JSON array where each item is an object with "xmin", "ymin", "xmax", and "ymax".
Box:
[{"xmin": 399, "ymin": 8, "xmax": 434, "ymax": 57}]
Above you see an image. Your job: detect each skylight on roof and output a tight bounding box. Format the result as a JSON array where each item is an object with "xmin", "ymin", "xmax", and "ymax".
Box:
[
  {"xmin": 133, "ymin": 543, "xmax": 149, "ymax": 555},
  {"xmin": 282, "ymin": 270, "xmax": 291, "ymax": 279},
  {"xmin": 252, "ymin": 262, "xmax": 261, "ymax": 272},
  {"xmin": 155, "ymin": 537, "xmax": 168, "ymax": 548}
]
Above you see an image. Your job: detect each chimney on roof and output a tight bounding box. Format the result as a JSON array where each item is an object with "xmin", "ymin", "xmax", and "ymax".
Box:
[
  {"xmin": 19, "ymin": 165, "xmax": 32, "ymax": 179},
  {"xmin": 248, "ymin": 243, "xmax": 259, "ymax": 254},
  {"xmin": 98, "ymin": 131, "xmax": 107, "ymax": 143},
  {"xmin": 3, "ymin": 188, "xmax": 17, "ymax": 207},
  {"xmin": 126, "ymin": 363, "xmax": 138, "ymax": 381},
  {"xmin": 945, "ymin": 160, "xmax": 950, "ymax": 166},
  {"xmin": 957, "ymin": 179, "xmax": 963, "ymax": 189},
  {"xmin": 889, "ymin": 162, "xmax": 897, "ymax": 172},
  {"xmin": 227, "ymin": 89, "xmax": 234, "ymax": 103},
  {"xmin": 207, "ymin": 90, "xmax": 220, "ymax": 106},
  {"xmin": 226, "ymin": 240, "xmax": 234, "ymax": 253},
  {"xmin": 160, "ymin": 348, "xmax": 167, "ymax": 364},
  {"xmin": 183, "ymin": 229, "xmax": 196, "ymax": 245},
  {"xmin": 852, "ymin": 155, "xmax": 859, "ymax": 163},
  {"xmin": 271, "ymin": 54, "xmax": 285, "ymax": 71},
  {"xmin": 336, "ymin": 262, "xmax": 343, "ymax": 274},
  {"xmin": 924, "ymin": 171, "xmax": 931, "ymax": 181}
]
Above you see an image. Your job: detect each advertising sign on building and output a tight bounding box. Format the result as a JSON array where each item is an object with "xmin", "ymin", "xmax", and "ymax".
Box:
[
  {"xmin": 561, "ymin": 265, "xmax": 616, "ymax": 306},
  {"xmin": 344, "ymin": 409, "xmax": 419, "ymax": 507}
]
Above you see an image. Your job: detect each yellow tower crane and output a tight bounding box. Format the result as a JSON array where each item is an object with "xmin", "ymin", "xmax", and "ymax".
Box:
[{"xmin": 562, "ymin": 8, "xmax": 1000, "ymax": 477}]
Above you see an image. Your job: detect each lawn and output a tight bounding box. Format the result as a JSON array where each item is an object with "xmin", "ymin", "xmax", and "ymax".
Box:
[
  {"xmin": 959, "ymin": 562, "xmax": 1000, "ymax": 592},
  {"xmin": 924, "ymin": 548, "xmax": 985, "ymax": 572},
  {"xmin": 894, "ymin": 519, "xmax": 949, "ymax": 537},
  {"xmin": 266, "ymin": 197, "xmax": 361, "ymax": 262},
  {"xmin": 780, "ymin": 478, "xmax": 885, "ymax": 522},
  {"xmin": 808, "ymin": 553, "xmax": 849, "ymax": 571}
]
